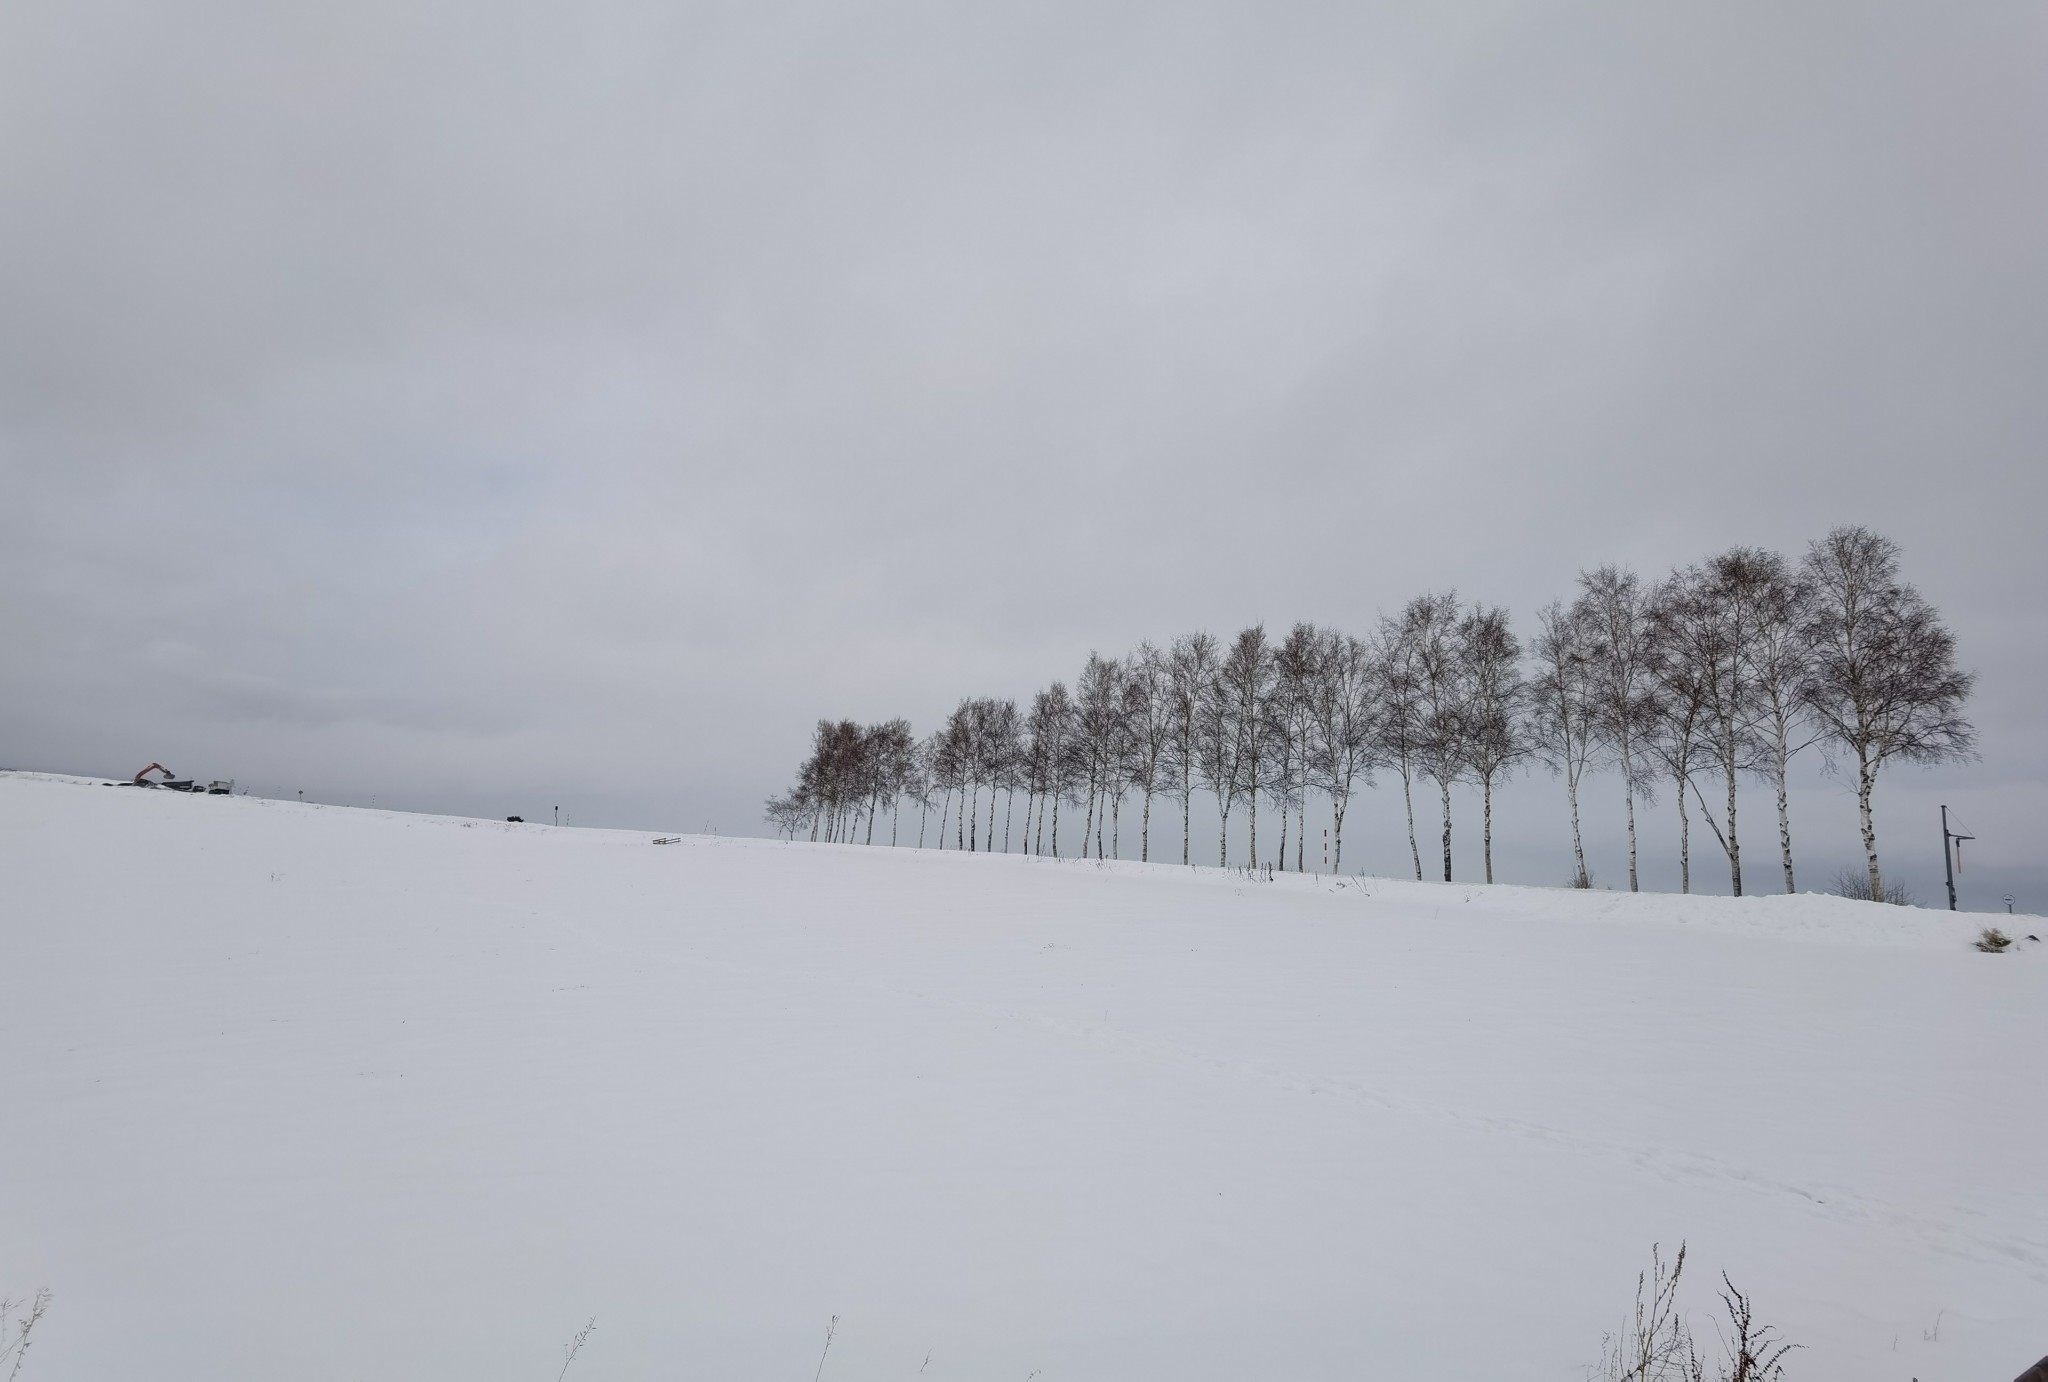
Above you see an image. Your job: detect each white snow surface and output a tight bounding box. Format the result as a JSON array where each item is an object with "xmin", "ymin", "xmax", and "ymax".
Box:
[{"xmin": 2, "ymin": 771, "xmax": 2043, "ymax": 1381}]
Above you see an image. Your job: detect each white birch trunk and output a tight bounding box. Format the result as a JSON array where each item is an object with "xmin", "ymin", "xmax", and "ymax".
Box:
[
  {"xmin": 1624, "ymin": 782, "xmax": 1640, "ymax": 891},
  {"xmin": 1297, "ymin": 754, "xmax": 1308, "ymax": 873},
  {"xmin": 1482, "ymin": 776, "xmax": 1495, "ymax": 885},
  {"xmin": 1618, "ymin": 726, "xmax": 1639, "ymax": 892},
  {"xmin": 1675, "ymin": 767, "xmax": 1690, "ymax": 893},
  {"xmin": 1772, "ymin": 722, "xmax": 1795, "ymax": 892},
  {"xmin": 1568, "ymin": 770, "xmax": 1587, "ymax": 888},
  {"xmin": 1182, "ymin": 762, "xmax": 1193, "ymax": 867},
  {"xmin": 1402, "ymin": 768, "xmax": 1422, "ymax": 881},
  {"xmin": 1724, "ymin": 763, "xmax": 1742, "ymax": 896},
  {"xmin": 1438, "ymin": 781, "xmax": 1453, "ymax": 882}
]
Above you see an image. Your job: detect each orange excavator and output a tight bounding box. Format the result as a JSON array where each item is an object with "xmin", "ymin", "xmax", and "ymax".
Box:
[
  {"xmin": 125, "ymin": 764, "xmax": 231, "ymax": 793},
  {"xmin": 129, "ymin": 763, "xmax": 197, "ymax": 790}
]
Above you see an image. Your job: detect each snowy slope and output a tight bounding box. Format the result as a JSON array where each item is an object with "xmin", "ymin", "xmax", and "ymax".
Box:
[{"xmin": 1, "ymin": 771, "xmax": 2042, "ymax": 1381}]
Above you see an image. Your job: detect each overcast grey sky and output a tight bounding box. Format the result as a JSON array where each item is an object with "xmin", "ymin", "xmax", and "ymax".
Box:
[{"xmin": 4, "ymin": 2, "xmax": 2043, "ymax": 908}]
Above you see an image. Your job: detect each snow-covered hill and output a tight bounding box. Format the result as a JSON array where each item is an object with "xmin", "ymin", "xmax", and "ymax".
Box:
[{"xmin": 1, "ymin": 771, "xmax": 2041, "ymax": 1381}]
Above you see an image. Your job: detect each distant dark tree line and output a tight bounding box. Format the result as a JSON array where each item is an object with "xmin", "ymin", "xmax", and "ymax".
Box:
[{"xmin": 766, "ymin": 527, "xmax": 1974, "ymax": 901}]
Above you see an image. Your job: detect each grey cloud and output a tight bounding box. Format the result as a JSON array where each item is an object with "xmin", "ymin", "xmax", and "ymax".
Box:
[{"xmin": 3, "ymin": 2, "xmax": 2042, "ymax": 903}]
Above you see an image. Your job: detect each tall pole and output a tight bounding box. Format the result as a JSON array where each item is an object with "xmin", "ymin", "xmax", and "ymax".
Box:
[
  {"xmin": 1942, "ymin": 805, "xmax": 1957, "ymax": 911},
  {"xmin": 1941, "ymin": 806, "xmax": 1974, "ymax": 911}
]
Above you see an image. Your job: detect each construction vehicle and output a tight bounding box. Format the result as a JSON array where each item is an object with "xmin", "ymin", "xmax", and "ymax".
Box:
[
  {"xmin": 128, "ymin": 763, "xmax": 192, "ymax": 789},
  {"xmin": 122, "ymin": 764, "xmax": 233, "ymax": 794}
]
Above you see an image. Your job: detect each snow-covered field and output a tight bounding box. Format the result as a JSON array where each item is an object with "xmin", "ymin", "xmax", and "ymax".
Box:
[{"xmin": 2, "ymin": 771, "xmax": 2042, "ymax": 1381}]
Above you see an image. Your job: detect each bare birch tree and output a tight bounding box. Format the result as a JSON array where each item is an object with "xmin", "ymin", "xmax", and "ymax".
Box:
[
  {"xmin": 1528, "ymin": 600, "xmax": 1600, "ymax": 888},
  {"xmin": 1105, "ymin": 673, "xmax": 1135, "ymax": 860},
  {"xmin": 865, "ymin": 718, "xmax": 916, "ymax": 846},
  {"xmin": 1645, "ymin": 579, "xmax": 1712, "ymax": 893},
  {"xmin": 936, "ymin": 702, "xmax": 976, "ymax": 850},
  {"xmin": 1655, "ymin": 557, "xmax": 1761, "ymax": 896},
  {"xmin": 1195, "ymin": 639, "xmax": 1251, "ymax": 869},
  {"xmin": 1403, "ymin": 594, "xmax": 1469, "ymax": 883},
  {"xmin": 1798, "ymin": 526, "xmax": 1975, "ymax": 901},
  {"xmin": 1164, "ymin": 632, "xmax": 1221, "ymax": 867},
  {"xmin": 1020, "ymin": 699, "xmax": 1048, "ymax": 853},
  {"xmin": 909, "ymin": 736, "xmax": 937, "ymax": 848},
  {"xmin": 1026, "ymin": 683, "xmax": 1078, "ymax": 858},
  {"xmin": 975, "ymin": 699, "xmax": 1021, "ymax": 853},
  {"xmin": 1309, "ymin": 628, "xmax": 1378, "ymax": 874},
  {"xmin": 1074, "ymin": 654, "xmax": 1125, "ymax": 859},
  {"xmin": 1729, "ymin": 552, "xmax": 1820, "ymax": 892},
  {"xmin": 764, "ymin": 790, "xmax": 812, "ymax": 840},
  {"xmin": 1371, "ymin": 612, "xmax": 1428, "ymax": 880},
  {"xmin": 1218, "ymin": 626, "xmax": 1276, "ymax": 867},
  {"xmin": 1459, "ymin": 605, "xmax": 1526, "ymax": 885},
  {"xmin": 1578, "ymin": 566, "xmax": 1659, "ymax": 892},
  {"xmin": 1123, "ymin": 641, "xmax": 1174, "ymax": 863},
  {"xmin": 1270, "ymin": 623, "xmax": 1321, "ymax": 871}
]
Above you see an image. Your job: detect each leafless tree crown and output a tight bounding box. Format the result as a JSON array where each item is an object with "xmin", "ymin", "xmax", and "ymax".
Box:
[{"xmin": 767, "ymin": 526, "xmax": 1972, "ymax": 895}]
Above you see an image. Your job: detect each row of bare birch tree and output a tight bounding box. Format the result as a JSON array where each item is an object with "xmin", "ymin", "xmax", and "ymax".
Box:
[{"xmin": 766, "ymin": 527, "xmax": 1974, "ymax": 900}]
